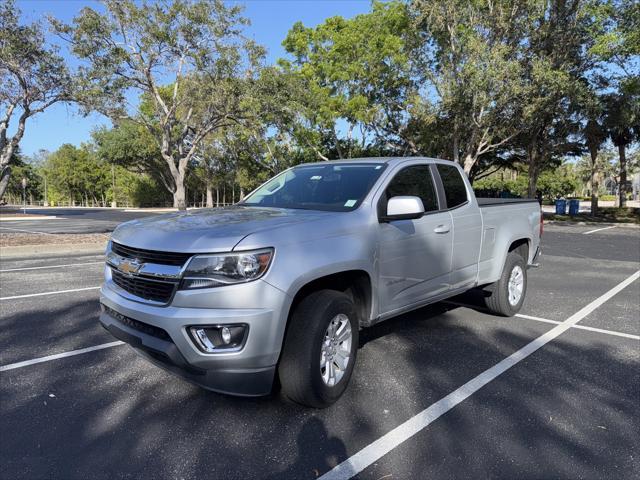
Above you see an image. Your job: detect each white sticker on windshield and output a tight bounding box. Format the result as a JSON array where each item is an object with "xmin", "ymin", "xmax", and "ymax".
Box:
[
  {"xmin": 344, "ymin": 199, "xmax": 357, "ymax": 207},
  {"xmin": 375, "ymin": 165, "xmax": 382, "ymax": 169},
  {"xmin": 310, "ymin": 175, "xmax": 322, "ymax": 180}
]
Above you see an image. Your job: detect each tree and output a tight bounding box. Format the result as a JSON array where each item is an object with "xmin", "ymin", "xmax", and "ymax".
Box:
[
  {"xmin": 588, "ymin": 0, "xmax": 640, "ymax": 207},
  {"xmin": 579, "ymin": 89, "xmax": 609, "ymax": 214},
  {"xmin": 92, "ymin": 121, "xmax": 168, "ymax": 191},
  {"xmin": 43, "ymin": 144, "xmax": 111, "ymax": 206},
  {"xmin": 2, "ymin": 148, "xmax": 42, "ymax": 204},
  {"xmin": 281, "ymin": 1, "xmax": 416, "ymax": 159},
  {"xmin": 514, "ymin": 0, "xmax": 593, "ymax": 197},
  {"xmin": 0, "ymin": 0, "xmax": 73, "ymax": 199},
  {"xmin": 583, "ymin": 117, "xmax": 608, "ymax": 213},
  {"xmin": 603, "ymin": 88, "xmax": 640, "ymax": 206},
  {"xmin": 53, "ymin": 0, "xmax": 265, "ymax": 210},
  {"xmin": 410, "ymin": 0, "xmax": 527, "ymax": 175}
]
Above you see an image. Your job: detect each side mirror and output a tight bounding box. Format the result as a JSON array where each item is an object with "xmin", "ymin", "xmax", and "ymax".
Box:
[{"xmin": 381, "ymin": 196, "xmax": 425, "ymax": 222}]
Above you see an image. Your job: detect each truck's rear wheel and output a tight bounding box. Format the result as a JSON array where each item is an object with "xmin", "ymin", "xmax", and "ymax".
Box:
[
  {"xmin": 483, "ymin": 251, "xmax": 527, "ymax": 316},
  {"xmin": 279, "ymin": 290, "xmax": 358, "ymax": 408}
]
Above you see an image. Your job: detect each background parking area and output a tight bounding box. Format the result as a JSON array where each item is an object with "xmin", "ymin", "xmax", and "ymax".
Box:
[
  {"xmin": 0, "ymin": 207, "xmax": 160, "ymax": 234},
  {"xmin": 1, "ymin": 223, "xmax": 638, "ymax": 479}
]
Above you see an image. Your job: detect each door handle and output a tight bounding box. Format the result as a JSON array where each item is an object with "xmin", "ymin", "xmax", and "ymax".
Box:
[{"xmin": 434, "ymin": 224, "xmax": 450, "ymax": 234}]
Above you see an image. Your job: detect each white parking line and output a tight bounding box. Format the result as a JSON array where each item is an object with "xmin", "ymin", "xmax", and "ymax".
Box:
[
  {"xmin": 320, "ymin": 270, "xmax": 640, "ymax": 480},
  {"xmin": 0, "ymin": 226, "xmax": 56, "ymax": 235},
  {"xmin": 516, "ymin": 313, "xmax": 639, "ymax": 340},
  {"xmin": 442, "ymin": 304, "xmax": 639, "ymax": 341},
  {"xmin": 0, "ymin": 261, "xmax": 103, "ymax": 273},
  {"xmin": 0, "ymin": 286, "xmax": 101, "ymax": 301},
  {"xmin": 583, "ymin": 225, "xmax": 616, "ymax": 235},
  {"xmin": 0, "ymin": 341, "xmax": 124, "ymax": 372}
]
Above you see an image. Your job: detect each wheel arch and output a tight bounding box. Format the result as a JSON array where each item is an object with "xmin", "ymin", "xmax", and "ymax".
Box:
[
  {"xmin": 508, "ymin": 238, "xmax": 530, "ymax": 262},
  {"xmin": 287, "ymin": 270, "xmax": 374, "ymax": 329}
]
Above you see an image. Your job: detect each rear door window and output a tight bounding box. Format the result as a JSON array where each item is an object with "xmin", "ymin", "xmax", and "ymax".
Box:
[{"xmin": 436, "ymin": 164, "xmax": 468, "ymax": 208}]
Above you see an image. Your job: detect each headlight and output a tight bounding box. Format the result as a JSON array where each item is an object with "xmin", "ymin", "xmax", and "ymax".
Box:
[{"xmin": 180, "ymin": 248, "xmax": 274, "ymax": 290}]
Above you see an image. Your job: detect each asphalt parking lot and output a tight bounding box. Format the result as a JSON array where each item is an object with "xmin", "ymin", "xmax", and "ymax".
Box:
[
  {"xmin": 1, "ymin": 223, "xmax": 638, "ymax": 479},
  {"xmin": 0, "ymin": 207, "xmax": 159, "ymax": 234}
]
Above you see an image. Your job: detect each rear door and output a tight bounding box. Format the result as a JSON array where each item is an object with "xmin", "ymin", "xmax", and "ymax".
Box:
[
  {"xmin": 434, "ymin": 163, "xmax": 482, "ymax": 289},
  {"xmin": 377, "ymin": 163, "xmax": 453, "ymax": 315}
]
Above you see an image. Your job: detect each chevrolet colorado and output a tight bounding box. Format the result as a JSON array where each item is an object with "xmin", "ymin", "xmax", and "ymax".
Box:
[{"xmin": 100, "ymin": 157, "xmax": 542, "ymax": 407}]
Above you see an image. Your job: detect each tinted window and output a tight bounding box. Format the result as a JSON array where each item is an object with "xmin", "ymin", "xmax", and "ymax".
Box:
[
  {"xmin": 437, "ymin": 164, "xmax": 468, "ymax": 208},
  {"xmin": 383, "ymin": 165, "xmax": 438, "ymax": 214},
  {"xmin": 242, "ymin": 163, "xmax": 386, "ymax": 212}
]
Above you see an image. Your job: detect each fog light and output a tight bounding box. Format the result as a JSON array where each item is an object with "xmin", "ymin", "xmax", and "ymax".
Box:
[
  {"xmin": 221, "ymin": 326, "xmax": 231, "ymax": 345},
  {"xmin": 188, "ymin": 325, "xmax": 247, "ymax": 353}
]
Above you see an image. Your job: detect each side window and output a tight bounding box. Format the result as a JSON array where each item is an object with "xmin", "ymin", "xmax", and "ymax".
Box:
[
  {"xmin": 436, "ymin": 164, "xmax": 468, "ymax": 208},
  {"xmin": 383, "ymin": 165, "xmax": 438, "ymax": 214}
]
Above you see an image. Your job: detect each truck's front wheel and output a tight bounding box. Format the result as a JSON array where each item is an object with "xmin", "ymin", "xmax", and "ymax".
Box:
[
  {"xmin": 279, "ymin": 290, "xmax": 359, "ymax": 408},
  {"xmin": 483, "ymin": 251, "xmax": 528, "ymax": 316}
]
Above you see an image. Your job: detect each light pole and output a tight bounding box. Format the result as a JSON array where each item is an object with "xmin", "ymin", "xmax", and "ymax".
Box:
[{"xmin": 21, "ymin": 177, "xmax": 27, "ymax": 214}]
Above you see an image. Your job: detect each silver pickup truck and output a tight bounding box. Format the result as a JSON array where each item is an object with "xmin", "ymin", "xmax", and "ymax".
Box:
[{"xmin": 100, "ymin": 157, "xmax": 542, "ymax": 407}]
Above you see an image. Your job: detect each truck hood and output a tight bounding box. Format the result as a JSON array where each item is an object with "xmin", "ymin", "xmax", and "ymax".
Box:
[{"xmin": 111, "ymin": 206, "xmax": 332, "ymax": 253}]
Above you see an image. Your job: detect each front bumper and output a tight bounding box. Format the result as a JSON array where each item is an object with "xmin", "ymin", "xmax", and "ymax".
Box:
[{"xmin": 99, "ymin": 276, "xmax": 291, "ymax": 396}]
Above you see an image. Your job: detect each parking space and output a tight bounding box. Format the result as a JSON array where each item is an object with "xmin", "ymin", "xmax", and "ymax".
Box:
[
  {"xmin": 0, "ymin": 253, "xmax": 104, "ymax": 272},
  {"xmin": 0, "ymin": 264, "xmax": 104, "ymax": 298},
  {"xmin": 0, "ymin": 224, "xmax": 638, "ymax": 479},
  {"xmin": 360, "ymin": 328, "xmax": 639, "ymax": 480}
]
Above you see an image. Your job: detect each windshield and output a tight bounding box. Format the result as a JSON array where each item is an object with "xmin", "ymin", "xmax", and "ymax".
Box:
[{"xmin": 241, "ymin": 163, "xmax": 387, "ymax": 212}]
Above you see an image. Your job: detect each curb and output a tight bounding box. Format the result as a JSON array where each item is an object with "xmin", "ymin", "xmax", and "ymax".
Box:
[{"xmin": 544, "ymin": 220, "xmax": 640, "ymax": 228}]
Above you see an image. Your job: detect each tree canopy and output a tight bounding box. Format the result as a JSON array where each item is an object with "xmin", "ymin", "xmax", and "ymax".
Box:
[{"xmin": 0, "ymin": 0, "xmax": 73, "ymax": 198}]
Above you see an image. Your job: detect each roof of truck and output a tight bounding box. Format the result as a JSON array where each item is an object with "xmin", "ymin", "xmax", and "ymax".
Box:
[{"xmin": 298, "ymin": 156, "xmax": 448, "ymax": 167}]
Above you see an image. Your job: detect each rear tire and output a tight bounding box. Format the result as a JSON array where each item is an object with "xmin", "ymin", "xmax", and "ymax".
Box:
[
  {"xmin": 483, "ymin": 251, "xmax": 527, "ymax": 317},
  {"xmin": 279, "ymin": 290, "xmax": 359, "ymax": 408}
]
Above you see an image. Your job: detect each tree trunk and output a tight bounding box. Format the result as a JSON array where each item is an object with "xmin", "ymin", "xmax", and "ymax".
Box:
[
  {"xmin": 618, "ymin": 143, "xmax": 627, "ymax": 208},
  {"xmin": 452, "ymin": 132, "xmax": 459, "ymax": 164},
  {"xmin": 590, "ymin": 151, "xmax": 599, "ymax": 216},
  {"xmin": 216, "ymin": 187, "xmax": 219, "ymax": 207},
  {"xmin": 173, "ymin": 182, "xmax": 187, "ymax": 210},
  {"xmin": 527, "ymin": 153, "xmax": 541, "ymax": 198},
  {"xmin": 0, "ymin": 166, "xmax": 11, "ymax": 199},
  {"xmin": 206, "ymin": 183, "xmax": 214, "ymax": 208},
  {"xmin": 463, "ymin": 153, "xmax": 475, "ymax": 176}
]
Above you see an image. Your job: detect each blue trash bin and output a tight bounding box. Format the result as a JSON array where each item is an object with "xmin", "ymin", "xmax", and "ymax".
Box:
[
  {"xmin": 555, "ymin": 199, "xmax": 567, "ymax": 215},
  {"xmin": 568, "ymin": 199, "xmax": 580, "ymax": 216}
]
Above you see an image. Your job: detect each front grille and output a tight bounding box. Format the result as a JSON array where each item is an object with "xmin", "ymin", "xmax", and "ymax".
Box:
[
  {"xmin": 102, "ymin": 305, "xmax": 172, "ymax": 341},
  {"xmin": 111, "ymin": 268, "xmax": 176, "ymax": 303},
  {"xmin": 112, "ymin": 241, "xmax": 192, "ymax": 267}
]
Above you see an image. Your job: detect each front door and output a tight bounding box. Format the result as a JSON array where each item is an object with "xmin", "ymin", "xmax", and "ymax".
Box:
[{"xmin": 377, "ymin": 164, "xmax": 453, "ymax": 315}]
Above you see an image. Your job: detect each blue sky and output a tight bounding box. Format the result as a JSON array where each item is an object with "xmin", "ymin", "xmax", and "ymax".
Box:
[{"xmin": 16, "ymin": 0, "xmax": 371, "ymax": 157}]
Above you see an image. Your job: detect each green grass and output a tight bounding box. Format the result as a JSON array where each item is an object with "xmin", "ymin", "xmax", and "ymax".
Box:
[{"xmin": 544, "ymin": 207, "xmax": 640, "ymax": 224}]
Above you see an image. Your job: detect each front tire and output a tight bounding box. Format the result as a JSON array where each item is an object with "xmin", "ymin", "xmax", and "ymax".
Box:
[
  {"xmin": 278, "ymin": 290, "xmax": 359, "ymax": 408},
  {"xmin": 483, "ymin": 251, "xmax": 528, "ymax": 317}
]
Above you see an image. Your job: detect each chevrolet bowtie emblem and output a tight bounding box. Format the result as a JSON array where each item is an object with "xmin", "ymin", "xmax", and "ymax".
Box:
[{"xmin": 117, "ymin": 258, "xmax": 143, "ymax": 275}]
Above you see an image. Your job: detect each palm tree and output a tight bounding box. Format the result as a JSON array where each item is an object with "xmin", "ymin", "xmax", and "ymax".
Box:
[{"xmin": 603, "ymin": 88, "xmax": 640, "ymax": 208}]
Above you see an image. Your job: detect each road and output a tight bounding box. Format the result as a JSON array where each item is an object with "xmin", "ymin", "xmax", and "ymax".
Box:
[
  {"xmin": 0, "ymin": 224, "xmax": 638, "ymax": 479},
  {"xmin": 0, "ymin": 207, "xmax": 161, "ymax": 234}
]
